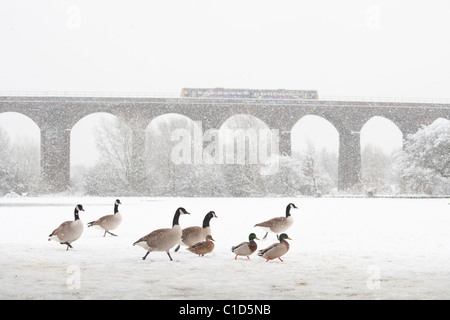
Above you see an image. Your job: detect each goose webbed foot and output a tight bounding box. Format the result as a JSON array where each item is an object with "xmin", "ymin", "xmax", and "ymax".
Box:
[
  {"xmin": 61, "ymin": 242, "xmax": 73, "ymax": 251},
  {"xmin": 167, "ymin": 252, "xmax": 173, "ymax": 261}
]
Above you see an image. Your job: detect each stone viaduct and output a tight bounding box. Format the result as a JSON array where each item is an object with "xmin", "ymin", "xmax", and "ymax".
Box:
[{"xmin": 0, "ymin": 96, "xmax": 449, "ymax": 193}]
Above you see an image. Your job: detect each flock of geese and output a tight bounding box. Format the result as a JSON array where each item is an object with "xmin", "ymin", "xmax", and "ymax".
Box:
[{"xmin": 48, "ymin": 200, "xmax": 298, "ymax": 262}]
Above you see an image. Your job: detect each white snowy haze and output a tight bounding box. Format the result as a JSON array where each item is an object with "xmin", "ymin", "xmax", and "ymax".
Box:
[
  {"xmin": 0, "ymin": 0, "xmax": 449, "ymax": 99},
  {"xmin": 1, "ymin": 0, "xmax": 449, "ymax": 168},
  {"xmin": 0, "ymin": 1, "xmax": 450, "ymax": 302}
]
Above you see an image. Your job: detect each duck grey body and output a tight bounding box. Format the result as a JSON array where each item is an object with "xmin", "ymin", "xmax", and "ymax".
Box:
[
  {"xmin": 48, "ymin": 204, "xmax": 85, "ymax": 251},
  {"xmin": 231, "ymin": 233, "xmax": 259, "ymax": 259},
  {"xmin": 133, "ymin": 207, "xmax": 189, "ymax": 261},
  {"xmin": 258, "ymin": 233, "xmax": 292, "ymax": 262}
]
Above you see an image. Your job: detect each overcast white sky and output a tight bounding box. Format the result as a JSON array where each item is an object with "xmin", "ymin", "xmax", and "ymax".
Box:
[
  {"xmin": 1, "ymin": 0, "xmax": 450, "ymax": 99},
  {"xmin": 0, "ymin": 1, "xmax": 449, "ymax": 166}
]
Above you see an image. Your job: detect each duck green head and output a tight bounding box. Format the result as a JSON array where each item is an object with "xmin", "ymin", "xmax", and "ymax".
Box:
[
  {"xmin": 279, "ymin": 233, "xmax": 292, "ymax": 241},
  {"xmin": 249, "ymin": 233, "xmax": 259, "ymax": 241}
]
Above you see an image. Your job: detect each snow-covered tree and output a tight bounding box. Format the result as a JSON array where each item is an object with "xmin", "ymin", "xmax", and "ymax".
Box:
[
  {"xmin": 82, "ymin": 117, "xmax": 134, "ymax": 196},
  {"xmin": 145, "ymin": 116, "xmax": 203, "ymax": 196},
  {"xmin": 361, "ymin": 145, "xmax": 400, "ymax": 194},
  {"xmin": 9, "ymin": 137, "xmax": 41, "ymax": 194},
  {"xmin": 261, "ymin": 155, "xmax": 304, "ymax": 196},
  {"xmin": 262, "ymin": 150, "xmax": 336, "ymax": 197},
  {"xmin": 396, "ymin": 119, "xmax": 450, "ymax": 195},
  {"xmin": 0, "ymin": 127, "xmax": 40, "ymax": 195},
  {"xmin": 0, "ymin": 127, "xmax": 14, "ymax": 195}
]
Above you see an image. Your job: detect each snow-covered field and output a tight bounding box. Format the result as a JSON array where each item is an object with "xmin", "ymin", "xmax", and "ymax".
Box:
[{"xmin": 0, "ymin": 196, "xmax": 449, "ymax": 300}]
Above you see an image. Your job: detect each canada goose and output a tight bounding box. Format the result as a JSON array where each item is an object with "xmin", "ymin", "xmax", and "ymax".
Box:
[
  {"xmin": 48, "ymin": 204, "xmax": 85, "ymax": 251},
  {"xmin": 187, "ymin": 235, "xmax": 215, "ymax": 257},
  {"xmin": 87, "ymin": 199, "xmax": 122, "ymax": 237},
  {"xmin": 174, "ymin": 211, "xmax": 218, "ymax": 252},
  {"xmin": 231, "ymin": 233, "xmax": 259, "ymax": 260},
  {"xmin": 254, "ymin": 203, "xmax": 298, "ymax": 239},
  {"xmin": 258, "ymin": 233, "xmax": 292, "ymax": 262},
  {"xmin": 133, "ymin": 207, "xmax": 190, "ymax": 261}
]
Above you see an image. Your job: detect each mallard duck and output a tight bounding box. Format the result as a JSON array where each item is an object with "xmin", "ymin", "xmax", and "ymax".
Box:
[
  {"xmin": 174, "ymin": 211, "xmax": 218, "ymax": 252},
  {"xmin": 187, "ymin": 235, "xmax": 215, "ymax": 257},
  {"xmin": 87, "ymin": 199, "xmax": 122, "ymax": 237},
  {"xmin": 48, "ymin": 204, "xmax": 85, "ymax": 251},
  {"xmin": 133, "ymin": 207, "xmax": 189, "ymax": 261},
  {"xmin": 231, "ymin": 233, "xmax": 259, "ymax": 260},
  {"xmin": 254, "ymin": 203, "xmax": 298, "ymax": 239},
  {"xmin": 258, "ymin": 233, "xmax": 291, "ymax": 262}
]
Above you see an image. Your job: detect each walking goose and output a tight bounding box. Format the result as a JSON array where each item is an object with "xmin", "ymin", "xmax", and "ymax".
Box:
[
  {"xmin": 187, "ymin": 235, "xmax": 215, "ymax": 257},
  {"xmin": 258, "ymin": 233, "xmax": 292, "ymax": 262},
  {"xmin": 87, "ymin": 199, "xmax": 122, "ymax": 237},
  {"xmin": 133, "ymin": 207, "xmax": 190, "ymax": 261},
  {"xmin": 231, "ymin": 233, "xmax": 259, "ymax": 260},
  {"xmin": 48, "ymin": 204, "xmax": 85, "ymax": 251},
  {"xmin": 254, "ymin": 203, "xmax": 298, "ymax": 239},
  {"xmin": 174, "ymin": 211, "xmax": 218, "ymax": 252}
]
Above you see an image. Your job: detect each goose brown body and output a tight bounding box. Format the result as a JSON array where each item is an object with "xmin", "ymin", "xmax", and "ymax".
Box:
[
  {"xmin": 133, "ymin": 207, "xmax": 189, "ymax": 261},
  {"xmin": 87, "ymin": 199, "xmax": 122, "ymax": 237},
  {"xmin": 48, "ymin": 204, "xmax": 85, "ymax": 251},
  {"xmin": 175, "ymin": 211, "xmax": 217, "ymax": 252},
  {"xmin": 254, "ymin": 203, "xmax": 297, "ymax": 239}
]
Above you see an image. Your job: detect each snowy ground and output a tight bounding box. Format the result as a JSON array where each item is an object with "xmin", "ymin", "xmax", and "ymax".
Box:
[{"xmin": 0, "ymin": 196, "xmax": 449, "ymax": 300}]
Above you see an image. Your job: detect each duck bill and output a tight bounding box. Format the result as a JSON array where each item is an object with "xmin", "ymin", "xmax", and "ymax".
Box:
[{"xmin": 287, "ymin": 237, "xmax": 292, "ymax": 240}]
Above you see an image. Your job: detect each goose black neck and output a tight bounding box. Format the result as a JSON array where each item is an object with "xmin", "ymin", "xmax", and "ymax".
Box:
[
  {"xmin": 286, "ymin": 205, "xmax": 292, "ymax": 217},
  {"xmin": 114, "ymin": 203, "xmax": 119, "ymax": 214},
  {"xmin": 74, "ymin": 208, "xmax": 80, "ymax": 221},
  {"xmin": 202, "ymin": 213, "xmax": 213, "ymax": 228},
  {"xmin": 173, "ymin": 210, "xmax": 181, "ymax": 227}
]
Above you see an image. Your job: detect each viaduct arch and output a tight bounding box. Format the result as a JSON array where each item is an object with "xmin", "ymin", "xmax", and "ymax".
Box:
[{"xmin": 0, "ymin": 96, "xmax": 449, "ymax": 193}]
